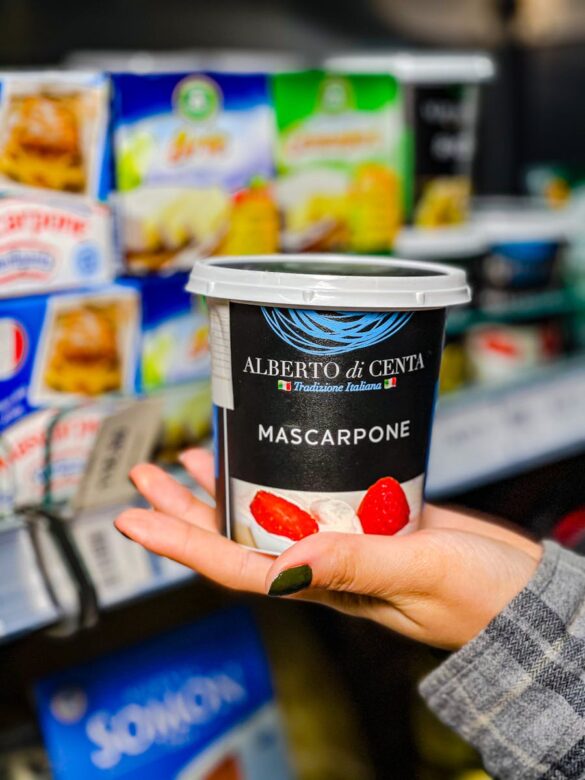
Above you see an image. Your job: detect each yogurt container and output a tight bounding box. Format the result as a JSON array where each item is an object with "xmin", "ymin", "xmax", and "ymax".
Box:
[
  {"xmin": 326, "ymin": 52, "xmax": 494, "ymax": 227},
  {"xmin": 394, "ymin": 225, "xmax": 486, "ymax": 305},
  {"xmin": 473, "ymin": 202, "xmax": 570, "ymax": 307},
  {"xmin": 188, "ymin": 255, "xmax": 469, "ymax": 555}
]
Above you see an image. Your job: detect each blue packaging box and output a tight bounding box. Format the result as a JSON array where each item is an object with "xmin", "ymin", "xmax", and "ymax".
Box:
[
  {"xmin": 35, "ymin": 608, "xmax": 292, "ymax": 780},
  {"xmin": 120, "ymin": 272, "xmax": 210, "ymax": 392}
]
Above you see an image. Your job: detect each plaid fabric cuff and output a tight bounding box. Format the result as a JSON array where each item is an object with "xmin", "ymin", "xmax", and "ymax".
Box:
[{"xmin": 420, "ymin": 541, "xmax": 585, "ymax": 780}]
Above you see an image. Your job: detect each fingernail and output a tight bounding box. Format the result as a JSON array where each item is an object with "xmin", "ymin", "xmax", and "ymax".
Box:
[{"xmin": 268, "ymin": 565, "xmax": 312, "ymax": 597}]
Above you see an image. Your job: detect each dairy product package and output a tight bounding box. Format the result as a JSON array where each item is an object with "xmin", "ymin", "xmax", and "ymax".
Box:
[
  {"xmin": 0, "ymin": 195, "xmax": 114, "ymax": 297},
  {"xmin": 35, "ymin": 608, "xmax": 293, "ymax": 780},
  {"xmin": 188, "ymin": 255, "xmax": 470, "ymax": 555},
  {"xmin": 272, "ymin": 70, "xmax": 406, "ymax": 253},
  {"xmin": 110, "ymin": 72, "xmax": 278, "ymax": 271},
  {"xmin": 0, "ymin": 73, "xmax": 115, "ymax": 296},
  {"xmin": 0, "ymin": 285, "xmax": 140, "ymax": 514},
  {"xmin": 120, "ymin": 271, "xmax": 210, "ymax": 392}
]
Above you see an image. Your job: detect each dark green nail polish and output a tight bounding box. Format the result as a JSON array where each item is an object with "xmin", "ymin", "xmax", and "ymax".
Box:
[{"xmin": 268, "ymin": 565, "xmax": 312, "ymax": 597}]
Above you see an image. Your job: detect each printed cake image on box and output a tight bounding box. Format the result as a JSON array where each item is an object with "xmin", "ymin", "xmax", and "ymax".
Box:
[
  {"xmin": 111, "ymin": 72, "xmax": 278, "ymax": 271},
  {"xmin": 272, "ymin": 70, "xmax": 406, "ymax": 253},
  {"xmin": 212, "ymin": 302, "xmax": 444, "ymax": 554},
  {"xmin": 0, "ymin": 72, "xmax": 110, "ymax": 199},
  {"xmin": 0, "ymin": 285, "xmax": 140, "ymax": 513}
]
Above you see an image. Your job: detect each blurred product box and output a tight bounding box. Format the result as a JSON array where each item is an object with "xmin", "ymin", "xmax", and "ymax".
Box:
[
  {"xmin": 110, "ymin": 71, "xmax": 278, "ymax": 272},
  {"xmin": 0, "ymin": 72, "xmax": 115, "ymax": 296},
  {"xmin": 326, "ymin": 53, "xmax": 494, "ymax": 228},
  {"xmin": 35, "ymin": 608, "xmax": 293, "ymax": 780},
  {"xmin": 0, "ymin": 285, "xmax": 140, "ymax": 514},
  {"xmin": 272, "ymin": 69, "xmax": 405, "ymax": 253},
  {"xmin": 0, "ymin": 195, "xmax": 114, "ymax": 297},
  {"xmin": 465, "ymin": 320, "xmax": 564, "ymax": 386},
  {"xmin": 0, "ymin": 72, "xmax": 111, "ymax": 201},
  {"xmin": 119, "ymin": 271, "xmax": 210, "ymax": 392},
  {"xmin": 153, "ymin": 379, "xmax": 212, "ymax": 461}
]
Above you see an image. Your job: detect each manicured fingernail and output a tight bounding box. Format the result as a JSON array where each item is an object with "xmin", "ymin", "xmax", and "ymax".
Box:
[{"xmin": 268, "ymin": 565, "xmax": 312, "ymax": 597}]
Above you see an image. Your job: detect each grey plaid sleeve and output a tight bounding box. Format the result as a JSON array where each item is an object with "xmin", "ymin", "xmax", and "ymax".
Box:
[{"xmin": 419, "ymin": 541, "xmax": 585, "ymax": 780}]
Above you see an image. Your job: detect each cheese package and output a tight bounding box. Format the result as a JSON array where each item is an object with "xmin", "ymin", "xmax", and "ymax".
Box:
[
  {"xmin": 110, "ymin": 72, "xmax": 278, "ymax": 271},
  {"xmin": 0, "ymin": 72, "xmax": 114, "ymax": 296},
  {"xmin": 120, "ymin": 272, "xmax": 210, "ymax": 392},
  {"xmin": 35, "ymin": 609, "xmax": 293, "ymax": 780},
  {"xmin": 0, "ymin": 285, "xmax": 140, "ymax": 514},
  {"xmin": 272, "ymin": 69, "xmax": 406, "ymax": 253}
]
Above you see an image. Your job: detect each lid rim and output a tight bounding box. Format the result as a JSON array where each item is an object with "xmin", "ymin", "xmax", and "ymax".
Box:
[{"xmin": 187, "ymin": 254, "xmax": 471, "ymax": 310}]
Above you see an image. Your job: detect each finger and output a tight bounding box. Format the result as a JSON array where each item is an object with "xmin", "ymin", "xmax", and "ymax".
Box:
[
  {"xmin": 421, "ymin": 504, "xmax": 541, "ymax": 558},
  {"xmin": 129, "ymin": 463, "xmax": 218, "ymax": 532},
  {"xmin": 115, "ymin": 508, "xmax": 271, "ymax": 593},
  {"xmin": 178, "ymin": 448, "xmax": 215, "ymax": 498},
  {"xmin": 264, "ymin": 532, "xmax": 421, "ymax": 599}
]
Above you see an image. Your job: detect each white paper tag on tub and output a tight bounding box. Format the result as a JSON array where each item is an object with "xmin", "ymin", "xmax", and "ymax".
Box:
[
  {"xmin": 209, "ymin": 301, "xmax": 234, "ymax": 410},
  {"xmin": 72, "ymin": 397, "xmax": 163, "ymax": 512}
]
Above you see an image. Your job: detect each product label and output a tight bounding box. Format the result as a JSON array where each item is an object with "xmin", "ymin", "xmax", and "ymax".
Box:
[
  {"xmin": 272, "ymin": 71, "xmax": 406, "ymax": 253},
  {"xmin": 411, "ymin": 85, "xmax": 478, "ymax": 227},
  {"xmin": 213, "ymin": 302, "xmax": 445, "ymax": 554}
]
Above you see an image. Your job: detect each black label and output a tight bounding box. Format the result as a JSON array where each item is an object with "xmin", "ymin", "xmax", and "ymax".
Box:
[
  {"xmin": 214, "ymin": 304, "xmax": 445, "ymax": 552},
  {"xmin": 411, "ymin": 85, "xmax": 477, "ymax": 223}
]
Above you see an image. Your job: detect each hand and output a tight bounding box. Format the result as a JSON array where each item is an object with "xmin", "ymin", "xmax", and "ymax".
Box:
[{"xmin": 115, "ymin": 449, "xmax": 542, "ymax": 651}]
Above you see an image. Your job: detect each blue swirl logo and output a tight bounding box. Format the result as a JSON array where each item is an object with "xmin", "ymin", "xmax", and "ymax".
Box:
[{"xmin": 261, "ymin": 308, "xmax": 413, "ymax": 356}]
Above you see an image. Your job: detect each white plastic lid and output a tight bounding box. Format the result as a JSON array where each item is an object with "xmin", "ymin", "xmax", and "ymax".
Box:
[
  {"xmin": 473, "ymin": 206, "xmax": 572, "ymax": 243},
  {"xmin": 394, "ymin": 226, "xmax": 487, "ymax": 261},
  {"xmin": 325, "ymin": 51, "xmax": 495, "ymax": 84},
  {"xmin": 187, "ymin": 254, "xmax": 470, "ymax": 310}
]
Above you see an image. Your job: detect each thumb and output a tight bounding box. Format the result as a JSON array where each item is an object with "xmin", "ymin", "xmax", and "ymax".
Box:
[{"xmin": 265, "ymin": 531, "xmax": 418, "ymax": 598}]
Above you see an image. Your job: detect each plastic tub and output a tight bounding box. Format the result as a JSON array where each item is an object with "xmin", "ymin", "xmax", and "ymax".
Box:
[
  {"xmin": 473, "ymin": 203, "xmax": 570, "ymax": 307},
  {"xmin": 188, "ymin": 254, "xmax": 470, "ymax": 555}
]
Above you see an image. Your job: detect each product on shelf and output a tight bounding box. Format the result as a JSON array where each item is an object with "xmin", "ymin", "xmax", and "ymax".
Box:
[
  {"xmin": 0, "ymin": 285, "xmax": 140, "ymax": 514},
  {"xmin": 326, "ymin": 52, "xmax": 494, "ymax": 228},
  {"xmin": 0, "ymin": 72, "xmax": 110, "ymax": 199},
  {"xmin": 272, "ymin": 69, "xmax": 405, "ymax": 253},
  {"xmin": 394, "ymin": 225, "xmax": 486, "ymax": 304},
  {"xmin": 119, "ymin": 272, "xmax": 210, "ymax": 392},
  {"xmin": 473, "ymin": 200, "xmax": 570, "ymax": 307},
  {"xmin": 110, "ymin": 71, "xmax": 278, "ymax": 271},
  {"xmin": 188, "ymin": 254, "xmax": 469, "ymax": 554},
  {"xmin": 152, "ymin": 379, "xmax": 212, "ymax": 461},
  {"xmin": 0, "ymin": 72, "xmax": 114, "ymax": 297},
  {"xmin": 0, "ymin": 195, "xmax": 114, "ymax": 298},
  {"xmin": 35, "ymin": 608, "xmax": 293, "ymax": 779},
  {"xmin": 465, "ymin": 320, "xmax": 564, "ymax": 386}
]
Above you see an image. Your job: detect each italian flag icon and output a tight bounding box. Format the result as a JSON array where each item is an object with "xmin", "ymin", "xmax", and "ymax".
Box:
[
  {"xmin": 278, "ymin": 380, "xmax": 292, "ymax": 392},
  {"xmin": 384, "ymin": 377, "xmax": 397, "ymax": 389}
]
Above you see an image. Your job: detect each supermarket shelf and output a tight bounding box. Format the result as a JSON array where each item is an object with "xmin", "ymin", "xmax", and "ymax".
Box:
[
  {"xmin": 446, "ymin": 289, "xmax": 584, "ymax": 336},
  {"xmin": 426, "ymin": 357, "xmax": 585, "ymax": 498},
  {"xmin": 0, "ymin": 520, "xmax": 59, "ymax": 643}
]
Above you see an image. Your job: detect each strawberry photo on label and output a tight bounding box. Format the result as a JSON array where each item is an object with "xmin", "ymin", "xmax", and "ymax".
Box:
[
  {"xmin": 250, "ymin": 491, "xmax": 319, "ymax": 541},
  {"xmin": 357, "ymin": 477, "xmax": 410, "ymax": 535}
]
